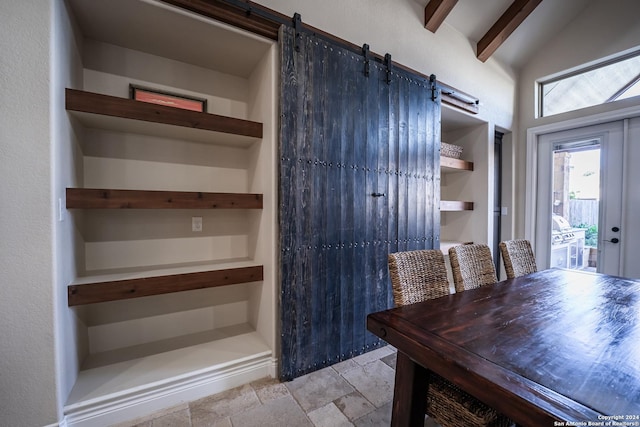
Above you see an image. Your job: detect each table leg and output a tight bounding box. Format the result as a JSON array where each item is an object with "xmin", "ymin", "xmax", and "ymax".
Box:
[{"xmin": 391, "ymin": 351, "xmax": 429, "ymax": 427}]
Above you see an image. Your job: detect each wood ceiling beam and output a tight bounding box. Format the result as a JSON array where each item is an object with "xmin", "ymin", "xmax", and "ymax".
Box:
[
  {"xmin": 476, "ymin": 0, "xmax": 543, "ymax": 62},
  {"xmin": 424, "ymin": 0, "xmax": 459, "ymax": 33}
]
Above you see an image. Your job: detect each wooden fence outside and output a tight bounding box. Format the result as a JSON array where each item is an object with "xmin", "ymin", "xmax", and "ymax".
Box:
[{"xmin": 569, "ymin": 199, "xmax": 598, "ymax": 227}]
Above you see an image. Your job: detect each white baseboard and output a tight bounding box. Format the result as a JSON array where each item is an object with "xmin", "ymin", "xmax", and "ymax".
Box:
[{"xmin": 63, "ymin": 355, "xmax": 276, "ymax": 427}]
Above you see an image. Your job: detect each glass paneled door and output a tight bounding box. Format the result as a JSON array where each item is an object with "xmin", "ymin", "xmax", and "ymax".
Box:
[{"xmin": 536, "ymin": 122, "xmax": 624, "ymax": 276}]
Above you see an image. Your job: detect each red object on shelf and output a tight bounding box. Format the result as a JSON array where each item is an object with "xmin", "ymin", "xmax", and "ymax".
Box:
[{"xmin": 131, "ymin": 85, "xmax": 206, "ymax": 112}]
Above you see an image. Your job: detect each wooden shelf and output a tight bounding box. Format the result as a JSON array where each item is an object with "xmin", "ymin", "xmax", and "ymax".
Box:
[
  {"xmin": 68, "ymin": 263, "xmax": 263, "ymax": 306},
  {"xmin": 441, "ymin": 200, "xmax": 474, "ymax": 211},
  {"xmin": 66, "ymin": 89, "xmax": 263, "ymax": 146},
  {"xmin": 66, "ymin": 188, "xmax": 263, "ymax": 209},
  {"xmin": 441, "ymin": 156, "xmax": 474, "ymax": 171}
]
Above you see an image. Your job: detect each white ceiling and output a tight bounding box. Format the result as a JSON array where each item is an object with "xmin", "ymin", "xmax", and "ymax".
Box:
[{"xmin": 415, "ymin": 0, "xmax": 595, "ymax": 68}]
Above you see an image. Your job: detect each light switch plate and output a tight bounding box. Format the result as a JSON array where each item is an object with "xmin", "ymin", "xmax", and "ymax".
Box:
[
  {"xmin": 192, "ymin": 216, "xmax": 202, "ymax": 232},
  {"xmin": 58, "ymin": 198, "xmax": 64, "ymax": 222}
]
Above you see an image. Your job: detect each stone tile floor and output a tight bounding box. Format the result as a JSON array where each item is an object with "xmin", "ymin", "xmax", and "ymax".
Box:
[{"xmin": 113, "ymin": 346, "xmax": 440, "ymax": 427}]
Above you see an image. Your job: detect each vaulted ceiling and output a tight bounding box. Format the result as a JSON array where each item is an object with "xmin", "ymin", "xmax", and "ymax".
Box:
[{"xmin": 416, "ymin": 0, "xmax": 595, "ymax": 68}]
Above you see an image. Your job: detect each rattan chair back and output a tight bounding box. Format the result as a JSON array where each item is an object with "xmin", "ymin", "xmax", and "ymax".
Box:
[
  {"xmin": 499, "ymin": 239, "xmax": 537, "ymax": 279},
  {"xmin": 448, "ymin": 244, "xmax": 498, "ymax": 292},
  {"xmin": 388, "ymin": 249, "xmax": 450, "ymax": 307}
]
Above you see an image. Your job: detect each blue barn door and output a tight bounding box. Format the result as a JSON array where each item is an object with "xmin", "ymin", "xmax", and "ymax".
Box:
[{"xmin": 279, "ymin": 25, "xmax": 440, "ymax": 380}]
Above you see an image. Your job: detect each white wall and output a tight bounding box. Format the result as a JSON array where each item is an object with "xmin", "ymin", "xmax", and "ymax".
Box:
[
  {"xmin": 246, "ymin": 43, "xmax": 279, "ymax": 352},
  {"xmin": 0, "ymin": 1, "xmax": 59, "ymax": 426},
  {"xmin": 516, "ymin": 0, "xmax": 640, "ymax": 236},
  {"xmin": 53, "ymin": 0, "xmax": 88, "ymax": 421}
]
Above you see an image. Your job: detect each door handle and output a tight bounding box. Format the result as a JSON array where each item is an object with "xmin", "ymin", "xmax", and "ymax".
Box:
[
  {"xmin": 604, "ymin": 238, "xmax": 620, "ymax": 244},
  {"xmin": 371, "ymin": 192, "xmax": 386, "ymax": 197}
]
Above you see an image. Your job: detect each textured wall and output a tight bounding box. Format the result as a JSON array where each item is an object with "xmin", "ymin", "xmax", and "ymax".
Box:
[{"xmin": 0, "ymin": 1, "xmax": 58, "ymax": 425}]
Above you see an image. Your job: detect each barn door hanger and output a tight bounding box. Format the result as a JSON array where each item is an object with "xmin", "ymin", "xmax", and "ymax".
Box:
[
  {"xmin": 293, "ymin": 13, "xmax": 303, "ymax": 51},
  {"xmin": 429, "ymin": 74, "xmax": 438, "ymax": 102},
  {"xmin": 384, "ymin": 54, "xmax": 392, "ymax": 84},
  {"xmin": 362, "ymin": 44, "xmax": 370, "ymax": 77}
]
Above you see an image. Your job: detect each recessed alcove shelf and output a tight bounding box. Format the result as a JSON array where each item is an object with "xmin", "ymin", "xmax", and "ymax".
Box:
[
  {"xmin": 441, "ymin": 156, "xmax": 474, "ymax": 171},
  {"xmin": 64, "ymin": 89, "xmax": 266, "ymax": 306},
  {"xmin": 65, "ymin": 325, "xmax": 272, "ymax": 422},
  {"xmin": 440, "ymin": 103, "xmax": 490, "ymax": 280},
  {"xmin": 68, "ymin": 261, "xmax": 264, "ymax": 306},
  {"xmin": 440, "ymin": 157, "xmax": 474, "ymax": 212},
  {"xmin": 60, "ymin": 1, "xmax": 278, "ymax": 422},
  {"xmin": 440, "ymin": 200, "xmax": 474, "ymax": 211},
  {"xmin": 66, "ymin": 188, "xmax": 263, "ymax": 209},
  {"xmin": 66, "ymin": 89, "xmax": 262, "ymax": 147}
]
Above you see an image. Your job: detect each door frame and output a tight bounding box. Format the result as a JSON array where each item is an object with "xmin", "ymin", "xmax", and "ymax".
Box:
[
  {"xmin": 535, "ymin": 124, "xmax": 624, "ymax": 273},
  {"xmin": 525, "ymin": 104, "xmax": 640, "ymax": 263}
]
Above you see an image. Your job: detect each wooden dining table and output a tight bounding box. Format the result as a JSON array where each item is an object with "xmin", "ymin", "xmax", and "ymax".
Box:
[{"xmin": 367, "ymin": 268, "xmax": 640, "ymax": 427}]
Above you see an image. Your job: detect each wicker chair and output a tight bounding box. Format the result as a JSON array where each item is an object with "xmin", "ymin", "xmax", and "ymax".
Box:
[
  {"xmin": 499, "ymin": 239, "xmax": 537, "ymax": 279},
  {"xmin": 448, "ymin": 244, "xmax": 498, "ymax": 292},
  {"xmin": 388, "ymin": 249, "xmax": 450, "ymax": 306},
  {"xmin": 388, "ymin": 250, "xmax": 513, "ymax": 427}
]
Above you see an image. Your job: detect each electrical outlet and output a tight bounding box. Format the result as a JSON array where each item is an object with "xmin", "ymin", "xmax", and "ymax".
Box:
[{"xmin": 192, "ymin": 216, "xmax": 203, "ymax": 232}]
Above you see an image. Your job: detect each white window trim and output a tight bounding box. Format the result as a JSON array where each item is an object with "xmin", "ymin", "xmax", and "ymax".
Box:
[{"xmin": 537, "ymin": 48, "xmax": 640, "ymax": 118}]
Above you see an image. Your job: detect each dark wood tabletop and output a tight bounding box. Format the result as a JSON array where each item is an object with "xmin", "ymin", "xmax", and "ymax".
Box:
[{"xmin": 367, "ymin": 268, "xmax": 640, "ymax": 427}]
